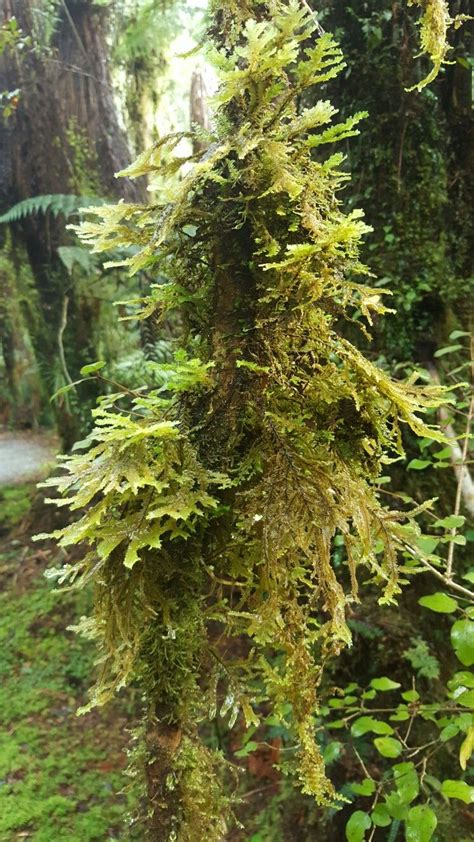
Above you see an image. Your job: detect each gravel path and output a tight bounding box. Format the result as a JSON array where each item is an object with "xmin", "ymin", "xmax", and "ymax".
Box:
[{"xmin": 0, "ymin": 432, "xmax": 58, "ymax": 486}]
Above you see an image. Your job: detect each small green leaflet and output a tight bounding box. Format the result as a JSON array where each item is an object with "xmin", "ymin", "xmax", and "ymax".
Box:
[
  {"xmin": 370, "ymin": 676, "xmax": 401, "ymax": 691},
  {"xmin": 401, "ymin": 689, "xmax": 419, "ymax": 702},
  {"xmin": 393, "ymin": 762, "xmax": 419, "ymax": 804},
  {"xmin": 440, "ymin": 779, "xmax": 474, "ymax": 803},
  {"xmin": 371, "ymin": 803, "xmax": 391, "ymax": 827},
  {"xmin": 80, "ymin": 360, "xmax": 107, "ymax": 376},
  {"xmin": 351, "ymin": 716, "xmax": 394, "ymax": 737},
  {"xmin": 50, "ymin": 379, "xmax": 85, "ymax": 400},
  {"xmin": 407, "ymin": 459, "xmax": 431, "ymax": 470},
  {"xmin": 418, "ymin": 592, "xmax": 459, "ymax": 613},
  {"xmin": 451, "ymin": 620, "xmax": 474, "ymax": 667},
  {"xmin": 345, "ymin": 810, "xmax": 371, "ymax": 842},
  {"xmin": 405, "ymin": 805, "xmax": 437, "ymax": 841},
  {"xmin": 234, "ymin": 740, "xmax": 258, "ymax": 758},
  {"xmin": 351, "ymin": 778, "xmax": 376, "ymax": 796},
  {"xmin": 433, "ymin": 344, "xmax": 462, "ymax": 357},
  {"xmin": 373, "ymin": 736, "xmax": 402, "ymax": 758},
  {"xmin": 434, "ymin": 515, "xmax": 465, "ymax": 529}
]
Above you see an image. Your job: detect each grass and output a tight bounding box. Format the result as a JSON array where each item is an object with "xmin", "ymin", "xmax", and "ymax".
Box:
[{"xmin": 0, "ymin": 485, "xmax": 133, "ymax": 841}]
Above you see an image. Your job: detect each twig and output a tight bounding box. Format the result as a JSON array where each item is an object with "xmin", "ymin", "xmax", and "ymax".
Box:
[
  {"xmin": 58, "ymin": 294, "xmax": 74, "ymax": 386},
  {"xmin": 402, "ymin": 542, "xmax": 474, "ymax": 601},
  {"xmin": 446, "ymin": 392, "xmax": 474, "ymax": 578},
  {"xmin": 353, "ymin": 745, "xmax": 372, "ymax": 780}
]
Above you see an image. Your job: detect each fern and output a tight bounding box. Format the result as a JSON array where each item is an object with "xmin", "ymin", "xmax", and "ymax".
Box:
[{"xmin": 0, "ymin": 194, "xmax": 104, "ymax": 224}]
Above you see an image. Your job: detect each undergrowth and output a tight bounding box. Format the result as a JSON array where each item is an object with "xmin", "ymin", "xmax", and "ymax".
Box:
[{"xmin": 0, "ymin": 486, "xmax": 133, "ymax": 841}]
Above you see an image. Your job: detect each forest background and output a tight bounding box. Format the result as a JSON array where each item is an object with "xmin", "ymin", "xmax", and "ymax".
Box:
[{"xmin": 0, "ymin": 1, "xmax": 472, "ymax": 840}]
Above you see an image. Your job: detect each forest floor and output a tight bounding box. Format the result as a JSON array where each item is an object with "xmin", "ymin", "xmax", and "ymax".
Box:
[{"xmin": 0, "ymin": 482, "xmax": 134, "ymax": 841}]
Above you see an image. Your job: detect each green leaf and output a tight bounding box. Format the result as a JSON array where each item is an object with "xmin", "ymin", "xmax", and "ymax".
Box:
[
  {"xmin": 416, "ymin": 536, "xmax": 440, "ymax": 555},
  {"xmin": 439, "ymin": 723, "xmax": 459, "ymax": 742},
  {"xmin": 418, "ymin": 593, "xmax": 459, "ymax": 613},
  {"xmin": 390, "ymin": 706, "xmax": 410, "ymax": 721},
  {"xmin": 50, "ymin": 379, "xmax": 84, "ymax": 400},
  {"xmin": 452, "ymin": 671, "xmax": 474, "ymax": 689},
  {"xmin": 449, "ymin": 330, "xmax": 470, "ymax": 340},
  {"xmin": 451, "ymin": 620, "xmax": 474, "ymax": 667},
  {"xmin": 371, "ymin": 803, "xmax": 391, "ymax": 827},
  {"xmin": 323, "ymin": 741, "xmax": 342, "ymax": 764},
  {"xmin": 80, "ymin": 360, "xmax": 107, "ymax": 376},
  {"xmin": 440, "ymin": 779, "xmax": 474, "ymax": 803},
  {"xmin": 345, "ymin": 810, "xmax": 371, "ymax": 842},
  {"xmin": 433, "ymin": 446, "xmax": 453, "ymax": 461},
  {"xmin": 351, "ymin": 778, "xmax": 376, "ymax": 796},
  {"xmin": 434, "ymin": 515, "xmax": 465, "ymax": 529},
  {"xmin": 407, "ymin": 459, "xmax": 431, "ymax": 470},
  {"xmin": 234, "ymin": 740, "xmax": 258, "ymax": 758},
  {"xmin": 405, "ymin": 805, "xmax": 437, "ymax": 841},
  {"xmin": 351, "ymin": 716, "xmax": 394, "ymax": 737},
  {"xmin": 457, "ymin": 690, "xmax": 474, "ymax": 707},
  {"xmin": 433, "ymin": 344, "xmax": 462, "ymax": 357},
  {"xmin": 401, "ymin": 690, "xmax": 419, "ymax": 702},
  {"xmin": 361, "ymin": 689, "xmax": 377, "ymax": 700},
  {"xmin": 370, "ymin": 677, "xmax": 401, "ymax": 692},
  {"xmin": 58, "ymin": 245, "xmax": 94, "ymax": 274},
  {"xmin": 384, "ymin": 791, "xmax": 409, "ymax": 820},
  {"xmin": 463, "ymin": 571, "xmax": 474, "ymax": 583},
  {"xmin": 393, "ymin": 762, "xmax": 419, "ymax": 804},
  {"xmin": 374, "ymin": 737, "xmax": 402, "ymax": 758}
]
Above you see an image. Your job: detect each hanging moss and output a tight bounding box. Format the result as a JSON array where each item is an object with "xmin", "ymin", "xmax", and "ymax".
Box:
[
  {"xmin": 40, "ymin": 2, "xmax": 448, "ymax": 836},
  {"xmin": 407, "ymin": 0, "xmax": 472, "ymax": 91}
]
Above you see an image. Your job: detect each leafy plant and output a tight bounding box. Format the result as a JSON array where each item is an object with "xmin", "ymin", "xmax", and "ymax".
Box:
[
  {"xmin": 38, "ymin": 1, "xmax": 470, "ymax": 837},
  {"xmin": 0, "ymin": 194, "xmax": 102, "ymax": 225}
]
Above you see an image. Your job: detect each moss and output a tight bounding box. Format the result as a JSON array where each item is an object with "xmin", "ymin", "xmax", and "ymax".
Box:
[
  {"xmin": 44, "ymin": 1, "xmax": 450, "ymax": 835},
  {"xmin": 0, "ymin": 550, "xmax": 133, "ymax": 840},
  {"xmin": 0, "ymin": 484, "xmax": 34, "ymax": 532}
]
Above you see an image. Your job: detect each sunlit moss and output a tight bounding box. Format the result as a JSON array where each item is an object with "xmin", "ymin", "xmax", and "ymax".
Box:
[{"xmin": 43, "ymin": 1, "xmax": 448, "ymax": 834}]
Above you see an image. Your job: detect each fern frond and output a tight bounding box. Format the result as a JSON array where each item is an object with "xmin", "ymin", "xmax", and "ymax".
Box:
[{"xmin": 0, "ymin": 194, "xmax": 104, "ymax": 224}]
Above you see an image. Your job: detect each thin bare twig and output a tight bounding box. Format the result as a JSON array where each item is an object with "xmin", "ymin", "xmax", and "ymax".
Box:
[{"xmin": 446, "ymin": 392, "xmax": 474, "ymax": 578}]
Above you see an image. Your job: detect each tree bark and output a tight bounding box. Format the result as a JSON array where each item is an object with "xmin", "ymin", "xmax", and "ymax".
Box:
[{"xmin": 0, "ymin": 0, "xmax": 145, "ymax": 445}]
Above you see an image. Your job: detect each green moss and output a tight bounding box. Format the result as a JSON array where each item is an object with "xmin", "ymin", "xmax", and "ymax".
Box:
[
  {"xmin": 44, "ymin": 1, "xmax": 450, "ymax": 835},
  {"xmin": 0, "ymin": 485, "xmax": 35, "ymax": 532},
  {"xmin": 0, "ymin": 555, "xmax": 132, "ymax": 840}
]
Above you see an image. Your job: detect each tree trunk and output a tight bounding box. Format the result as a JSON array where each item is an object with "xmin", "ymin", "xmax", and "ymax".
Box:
[{"xmin": 0, "ymin": 0, "xmax": 145, "ymax": 446}]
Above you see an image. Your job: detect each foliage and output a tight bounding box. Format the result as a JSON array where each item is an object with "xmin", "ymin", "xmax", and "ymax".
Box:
[
  {"xmin": 319, "ymin": 589, "xmax": 474, "ymax": 841},
  {"xmin": 407, "ymin": 0, "xmax": 472, "ymax": 91},
  {"xmin": 36, "ymin": 2, "xmax": 469, "ymax": 836},
  {"xmin": 0, "ymin": 194, "xmax": 100, "ymax": 225},
  {"xmin": 0, "ymin": 16, "xmax": 30, "ymax": 118},
  {"xmin": 316, "ymin": 0, "xmax": 473, "ymax": 360},
  {"xmin": 0, "ymin": 484, "xmax": 35, "ymax": 533},
  {"xmin": 0, "ymin": 491, "xmax": 134, "ymax": 840}
]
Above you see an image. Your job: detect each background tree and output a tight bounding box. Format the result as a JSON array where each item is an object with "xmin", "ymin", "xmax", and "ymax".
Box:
[{"xmin": 0, "ymin": 0, "xmax": 145, "ymax": 444}]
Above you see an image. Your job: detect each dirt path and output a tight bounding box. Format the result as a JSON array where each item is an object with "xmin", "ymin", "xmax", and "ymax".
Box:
[{"xmin": 0, "ymin": 431, "xmax": 58, "ymax": 486}]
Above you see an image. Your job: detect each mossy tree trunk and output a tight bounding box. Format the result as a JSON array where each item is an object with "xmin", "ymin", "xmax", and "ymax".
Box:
[{"xmin": 43, "ymin": 2, "xmax": 448, "ymax": 839}]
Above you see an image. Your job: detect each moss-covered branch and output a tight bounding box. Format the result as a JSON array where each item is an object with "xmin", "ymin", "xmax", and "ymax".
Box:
[{"xmin": 40, "ymin": 1, "xmax": 450, "ymax": 836}]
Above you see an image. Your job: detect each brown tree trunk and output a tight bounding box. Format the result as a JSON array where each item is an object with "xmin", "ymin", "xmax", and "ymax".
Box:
[{"xmin": 0, "ymin": 0, "xmax": 145, "ymax": 446}]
